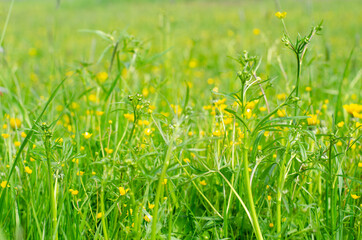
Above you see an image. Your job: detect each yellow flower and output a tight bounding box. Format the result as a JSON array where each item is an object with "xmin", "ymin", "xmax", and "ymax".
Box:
[
  {"xmin": 88, "ymin": 94, "xmax": 98, "ymax": 102},
  {"xmin": 275, "ymin": 11, "xmax": 287, "ymax": 19},
  {"xmin": 124, "ymin": 113, "xmax": 135, "ymax": 122},
  {"xmin": 277, "ymin": 109, "xmax": 286, "ymax": 117},
  {"xmin": 72, "ymin": 158, "xmax": 79, "ymax": 164},
  {"xmin": 28, "ymin": 48, "xmax": 37, "ymax": 56},
  {"xmin": 337, "ymin": 121, "xmax": 344, "ymax": 128},
  {"xmin": 336, "ymin": 141, "xmax": 343, "ymax": 147},
  {"xmin": 96, "ymin": 212, "xmax": 103, "ymax": 219},
  {"xmin": 96, "ymin": 111, "xmax": 104, "ymax": 116},
  {"xmin": 267, "ymin": 195, "xmax": 272, "ymax": 201},
  {"xmin": 82, "ymin": 132, "xmax": 92, "ymax": 139},
  {"xmin": 212, "ymin": 130, "xmax": 222, "ymax": 137},
  {"xmin": 305, "ymin": 86, "xmax": 312, "ymax": 92},
  {"xmin": 1, "ymin": 181, "xmax": 8, "ymax": 188},
  {"xmin": 277, "ymin": 93, "xmax": 286, "ymax": 100},
  {"xmin": 144, "ymin": 215, "xmax": 151, "ymax": 223},
  {"xmin": 252, "ymin": 28, "xmax": 260, "ymax": 35},
  {"xmin": 14, "ymin": 141, "xmax": 21, "ymax": 147},
  {"xmin": 119, "ymin": 187, "xmax": 126, "ymax": 196},
  {"xmin": 144, "ymin": 128, "xmax": 152, "ymax": 136},
  {"xmin": 183, "ymin": 158, "xmax": 190, "ymax": 163},
  {"xmin": 25, "ymin": 166, "xmax": 32, "ymax": 174},
  {"xmin": 351, "ymin": 194, "xmax": 360, "ymax": 199},
  {"xmin": 10, "ymin": 118, "xmax": 21, "ymax": 129},
  {"xmin": 142, "ymin": 88, "xmax": 149, "ymax": 97},
  {"xmin": 92, "ymin": 171, "xmax": 96, "ymax": 175},
  {"xmin": 55, "ymin": 138, "xmax": 63, "ymax": 144},
  {"xmin": 148, "ymin": 202, "xmax": 155, "ymax": 209},
  {"xmin": 105, "ymin": 148, "xmax": 114, "ymax": 154},
  {"xmin": 21, "ymin": 132, "xmax": 27, "ymax": 138},
  {"xmin": 188, "ymin": 59, "xmax": 198, "ymax": 68},
  {"xmin": 269, "ymin": 223, "xmax": 274, "ymax": 228},
  {"xmin": 30, "ymin": 157, "xmax": 35, "ymax": 162},
  {"xmin": 2, "ymin": 124, "xmax": 7, "ymax": 129},
  {"xmin": 343, "ymin": 103, "xmax": 362, "ymax": 116},
  {"xmin": 307, "ymin": 114, "xmax": 319, "ymax": 125},
  {"xmin": 358, "ymin": 162, "xmax": 362, "ymax": 168},
  {"xmin": 1, "ymin": 133, "xmax": 9, "ymax": 139},
  {"xmin": 162, "ymin": 179, "xmax": 168, "ymax": 185},
  {"xmin": 76, "ymin": 171, "xmax": 84, "ymax": 176},
  {"xmin": 259, "ymin": 107, "xmax": 267, "ymax": 112},
  {"xmin": 96, "ymin": 72, "xmax": 108, "ymax": 82},
  {"xmin": 200, "ymin": 180, "xmax": 207, "ymax": 186},
  {"xmin": 71, "ymin": 190, "xmax": 79, "ymax": 196}
]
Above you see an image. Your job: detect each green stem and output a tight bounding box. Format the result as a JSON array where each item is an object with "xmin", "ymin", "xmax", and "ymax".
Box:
[
  {"xmin": 150, "ymin": 132, "xmax": 176, "ymax": 240},
  {"xmin": 100, "ymin": 185, "xmax": 109, "ymax": 240},
  {"xmin": 276, "ymin": 141, "xmax": 291, "ymax": 237},
  {"xmin": 45, "ymin": 137, "xmax": 58, "ymax": 240},
  {"xmin": 294, "ymin": 55, "xmax": 301, "ymax": 117},
  {"xmin": 243, "ymin": 138, "xmax": 263, "ymax": 240}
]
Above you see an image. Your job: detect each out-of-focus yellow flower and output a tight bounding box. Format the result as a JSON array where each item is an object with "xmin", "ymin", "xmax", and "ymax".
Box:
[
  {"xmin": 2, "ymin": 124, "xmax": 7, "ymax": 129},
  {"xmin": 253, "ymin": 28, "xmax": 260, "ymax": 35},
  {"xmin": 267, "ymin": 195, "xmax": 272, "ymax": 201},
  {"xmin": 119, "ymin": 187, "xmax": 127, "ymax": 196},
  {"xmin": 14, "ymin": 141, "xmax": 21, "ymax": 147},
  {"xmin": 307, "ymin": 114, "xmax": 319, "ymax": 125},
  {"xmin": 76, "ymin": 171, "xmax": 84, "ymax": 176},
  {"xmin": 358, "ymin": 162, "xmax": 362, "ymax": 168},
  {"xmin": 275, "ymin": 11, "xmax": 287, "ymax": 19},
  {"xmin": 351, "ymin": 194, "xmax": 360, "ymax": 199},
  {"xmin": 144, "ymin": 215, "xmax": 151, "ymax": 222},
  {"xmin": 142, "ymin": 88, "xmax": 149, "ymax": 97},
  {"xmin": 105, "ymin": 148, "xmax": 113, "ymax": 154},
  {"xmin": 213, "ymin": 130, "xmax": 222, "ymax": 137},
  {"xmin": 10, "ymin": 118, "xmax": 21, "ymax": 129},
  {"xmin": 96, "ymin": 72, "xmax": 108, "ymax": 82},
  {"xmin": 82, "ymin": 132, "xmax": 92, "ymax": 139},
  {"xmin": 148, "ymin": 202, "xmax": 155, "ymax": 209},
  {"xmin": 28, "ymin": 48, "xmax": 37, "ymax": 56},
  {"xmin": 269, "ymin": 223, "xmax": 274, "ymax": 228},
  {"xmin": 305, "ymin": 86, "xmax": 312, "ymax": 92},
  {"xmin": 1, "ymin": 181, "xmax": 8, "ymax": 188},
  {"xmin": 162, "ymin": 179, "xmax": 168, "ymax": 185},
  {"xmin": 259, "ymin": 107, "xmax": 267, "ymax": 112},
  {"xmin": 96, "ymin": 111, "xmax": 104, "ymax": 116},
  {"xmin": 343, "ymin": 103, "xmax": 362, "ymax": 116},
  {"xmin": 1, "ymin": 133, "xmax": 9, "ymax": 139},
  {"xmin": 277, "ymin": 93, "xmax": 286, "ymax": 100},
  {"xmin": 55, "ymin": 138, "xmax": 63, "ymax": 144},
  {"xmin": 124, "ymin": 113, "xmax": 134, "ymax": 122},
  {"xmin": 183, "ymin": 158, "xmax": 190, "ymax": 163},
  {"xmin": 144, "ymin": 128, "xmax": 152, "ymax": 136},
  {"xmin": 25, "ymin": 166, "xmax": 32, "ymax": 174},
  {"xmin": 337, "ymin": 121, "xmax": 344, "ymax": 128},
  {"xmin": 71, "ymin": 190, "xmax": 79, "ymax": 195},
  {"xmin": 96, "ymin": 212, "xmax": 103, "ymax": 219},
  {"xmin": 188, "ymin": 59, "xmax": 198, "ymax": 68},
  {"xmin": 277, "ymin": 109, "xmax": 286, "ymax": 117},
  {"xmin": 21, "ymin": 132, "xmax": 27, "ymax": 138},
  {"xmin": 200, "ymin": 180, "xmax": 207, "ymax": 186}
]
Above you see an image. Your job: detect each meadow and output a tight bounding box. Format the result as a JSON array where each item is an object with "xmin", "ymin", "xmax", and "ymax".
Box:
[{"xmin": 0, "ymin": 0, "xmax": 361, "ymax": 239}]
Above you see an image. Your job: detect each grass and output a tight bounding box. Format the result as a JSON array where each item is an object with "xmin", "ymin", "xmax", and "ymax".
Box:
[{"xmin": 0, "ymin": 0, "xmax": 361, "ymax": 239}]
